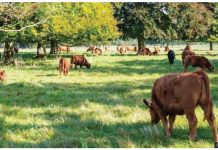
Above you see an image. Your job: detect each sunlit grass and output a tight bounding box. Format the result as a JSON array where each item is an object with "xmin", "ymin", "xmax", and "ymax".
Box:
[{"xmin": 0, "ymin": 49, "xmax": 217, "ymax": 147}]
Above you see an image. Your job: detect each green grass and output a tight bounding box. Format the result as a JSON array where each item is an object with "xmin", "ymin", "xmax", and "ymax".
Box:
[{"xmin": 0, "ymin": 49, "xmax": 218, "ymax": 148}]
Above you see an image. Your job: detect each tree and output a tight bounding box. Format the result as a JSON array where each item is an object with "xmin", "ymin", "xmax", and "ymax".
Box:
[
  {"xmin": 115, "ymin": 3, "xmax": 214, "ymax": 50},
  {"xmin": 0, "ymin": 3, "xmax": 48, "ymax": 63}
]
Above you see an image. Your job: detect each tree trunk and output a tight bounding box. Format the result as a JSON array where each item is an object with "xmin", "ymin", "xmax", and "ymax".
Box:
[
  {"xmin": 210, "ymin": 41, "xmax": 213, "ymax": 50},
  {"xmin": 36, "ymin": 40, "xmax": 46, "ymax": 59},
  {"xmin": 137, "ymin": 35, "xmax": 145, "ymax": 51},
  {"xmin": 50, "ymin": 39, "xmax": 58, "ymax": 54},
  {"xmin": 3, "ymin": 41, "xmax": 15, "ymax": 64}
]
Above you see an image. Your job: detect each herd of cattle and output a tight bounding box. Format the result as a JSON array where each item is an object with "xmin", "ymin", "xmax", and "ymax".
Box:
[{"xmin": 0, "ymin": 44, "xmax": 217, "ymax": 147}]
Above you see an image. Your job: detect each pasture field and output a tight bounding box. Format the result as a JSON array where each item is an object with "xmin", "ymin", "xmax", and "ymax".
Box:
[{"xmin": 0, "ymin": 48, "xmax": 217, "ymax": 148}]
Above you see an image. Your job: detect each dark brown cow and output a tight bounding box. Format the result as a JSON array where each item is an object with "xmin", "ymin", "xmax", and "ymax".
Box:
[
  {"xmin": 0, "ymin": 70, "xmax": 6, "ymax": 81},
  {"xmin": 58, "ymin": 46, "xmax": 71, "ymax": 53},
  {"xmin": 184, "ymin": 55, "xmax": 214, "ymax": 72},
  {"xmin": 59, "ymin": 58, "xmax": 70, "ymax": 76},
  {"xmin": 137, "ymin": 48, "xmax": 151, "ymax": 55},
  {"xmin": 143, "ymin": 69, "xmax": 218, "ymax": 144},
  {"xmin": 70, "ymin": 55, "xmax": 91, "ymax": 69},
  {"xmin": 181, "ymin": 50, "xmax": 196, "ymax": 65}
]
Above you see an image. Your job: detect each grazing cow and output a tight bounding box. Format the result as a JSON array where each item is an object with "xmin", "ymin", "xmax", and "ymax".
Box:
[
  {"xmin": 165, "ymin": 46, "xmax": 170, "ymax": 52},
  {"xmin": 0, "ymin": 70, "xmax": 6, "ymax": 81},
  {"xmin": 59, "ymin": 58, "xmax": 70, "ymax": 76},
  {"xmin": 70, "ymin": 55, "xmax": 91, "ymax": 69},
  {"xmin": 183, "ymin": 55, "xmax": 214, "ymax": 72},
  {"xmin": 126, "ymin": 46, "xmax": 137, "ymax": 52},
  {"xmin": 92, "ymin": 48, "xmax": 102, "ymax": 56},
  {"xmin": 181, "ymin": 50, "xmax": 196, "ymax": 65},
  {"xmin": 58, "ymin": 46, "xmax": 71, "ymax": 53},
  {"xmin": 143, "ymin": 69, "xmax": 218, "ymax": 143},
  {"xmin": 167, "ymin": 50, "xmax": 175, "ymax": 64}
]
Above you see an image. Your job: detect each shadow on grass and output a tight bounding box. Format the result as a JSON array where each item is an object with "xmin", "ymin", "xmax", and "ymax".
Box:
[
  {"xmin": 0, "ymin": 80, "xmax": 150, "ymax": 108},
  {"xmin": 0, "ymin": 111, "xmax": 216, "ymax": 148}
]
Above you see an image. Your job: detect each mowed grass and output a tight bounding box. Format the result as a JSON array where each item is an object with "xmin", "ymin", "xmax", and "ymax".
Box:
[{"xmin": 0, "ymin": 49, "xmax": 218, "ymax": 148}]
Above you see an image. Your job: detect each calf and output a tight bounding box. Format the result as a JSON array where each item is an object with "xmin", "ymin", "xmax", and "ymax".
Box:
[
  {"xmin": 59, "ymin": 58, "xmax": 70, "ymax": 76},
  {"xmin": 167, "ymin": 50, "xmax": 175, "ymax": 64},
  {"xmin": 184, "ymin": 55, "xmax": 214, "ymax": 72},
  {"xmin": 0, "ymin": 70, "xmax": 6, "ymax": 81},
  {"xmin": 70, "ymin": 55, "xmax": 91, "ymax": 69},
  {"xmin": 143, "ymin": 69, "xmax": 218, "ymax": 144}
]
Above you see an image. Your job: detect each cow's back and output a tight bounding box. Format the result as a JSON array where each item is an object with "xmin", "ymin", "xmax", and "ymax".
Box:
[{"xmin": 152, "ymin": 73, "xmax": 203, "ymax": 114}]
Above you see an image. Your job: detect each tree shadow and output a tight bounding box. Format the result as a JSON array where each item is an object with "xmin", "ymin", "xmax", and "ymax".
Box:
[{"xmin": 0, "ymin": 112, "xmax": 215, "ymax": 147}]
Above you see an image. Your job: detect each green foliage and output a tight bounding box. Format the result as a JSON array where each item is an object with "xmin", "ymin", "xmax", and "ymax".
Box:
[{"xmin": 115, "ymin": 3, "xmax": 214, "ymax": 42}]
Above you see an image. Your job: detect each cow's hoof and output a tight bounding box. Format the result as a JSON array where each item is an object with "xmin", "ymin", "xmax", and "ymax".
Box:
[{"xmin": 214, "ymin": 142, "xmax": 218, "ymax": 148}]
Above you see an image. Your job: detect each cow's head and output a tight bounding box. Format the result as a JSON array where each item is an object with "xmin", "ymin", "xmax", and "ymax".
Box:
[
  {"xmin": 207, "ymin": 64, "xmax": 214, "ymax": 72},
  {"xmin": 86, "ymin": 63, "xmax": 91, "ymax": 69},
  {"xmin": 143, "ymin": 99, "xmax": 160, "ymax": 124}
]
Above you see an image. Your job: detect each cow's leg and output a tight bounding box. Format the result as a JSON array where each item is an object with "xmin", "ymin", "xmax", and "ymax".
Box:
[
  {"xmin": 184, "ymin": 64, "xmax": 189, "ymax": 72},
  {"xmin": 185, "ymin": 111, "xmax": 197, "ymax": 141},
  {"xmin": 200, "ymin": 103, "xmax": 218, "ymax": 142},
  {"xmin": 161, "ymin": 116, "xmax": 171, "ymax": 137},
  {"xmin": 169, "ymin": 114, "xmax": 176, "ymax": 134}
]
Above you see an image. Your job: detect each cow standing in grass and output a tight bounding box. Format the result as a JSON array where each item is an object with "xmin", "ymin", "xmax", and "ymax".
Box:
[
  {"xmin": 143, "ymin": 69, "xmax": 218, "ymax": 144},
  {"xmin": 183, "ymin": 55, "xmax": 214, "ymax": 72},
  {"xmin": 59, "ymin": 58, "xmax": 70, "ymax": 76},
  {"xmin": 167, "ymin": 50, "xmax": 175, "ymax": 64},
  {"xmin": 70, "ymin": 55, "xmax": 91, "ymax": 69}
]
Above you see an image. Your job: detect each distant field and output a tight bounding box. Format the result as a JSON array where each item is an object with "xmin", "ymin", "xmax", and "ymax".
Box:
[{"xmin": 0, "ymin": 48, "xmax": 217, "ymax": 148}]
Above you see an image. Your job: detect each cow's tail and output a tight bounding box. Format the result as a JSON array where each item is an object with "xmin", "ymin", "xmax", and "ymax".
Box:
[{"xmin": 195, "ymin": 69, "xmax": 211, "ymax": 120}]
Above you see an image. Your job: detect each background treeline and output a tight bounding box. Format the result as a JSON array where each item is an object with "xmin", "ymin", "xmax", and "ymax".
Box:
[{"xmin": 0, "ymin": 2, "xmax": 218, "ymax": 63}]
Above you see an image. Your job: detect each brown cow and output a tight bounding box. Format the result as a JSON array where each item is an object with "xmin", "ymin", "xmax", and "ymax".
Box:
[
  {"xmin": 58, "ymin": 46, "xmax": 71, "ymax": 53},
  {"xmin": 181, "ymin": 50, "xmax": 196, "ymax": 65},
  {"xmin": 126, "ymin": 46, "xmax": 137, "ymax": 52},
  {"xmin": 184, "ymin": 45, "xmax": 192, "ymax": 51},
  {"xmin": 59, "ymin": 58, "xmax": 70, "ymax": 76},
  {"xmin": 165, "ymin": 46, "xmax": 169, "ymax": 52},
  {"xmin": 0, "ymin": 70, "xmax": 6, "ymax": 81},
  {"xmin": 137, "ymin": 48, "xmax": 151, "ymax": 55},
  {"xmin": 87, "ymin": 46, "xmax": 96, "ymax": 52},
  {"xmin": 70, "ymin": 55, "xmax": 91, "ymax": 69},
  {"xmin": 143, "ymin": 69, "xmax": 218, "ymax": 143},
  {"xmin": 117, "ymin": 46, "xmax": 126, "ymax": 54},
  {"xmin": 92, "ymin": 48, "xmax": 102, "ymax": 56},
  {"xmin": 184, "ymin": 55, "xmax": 214, "ymax": 72},
  {"xmin": 154, "ymin": 47, "xmax": 160, "ymax": 53}
]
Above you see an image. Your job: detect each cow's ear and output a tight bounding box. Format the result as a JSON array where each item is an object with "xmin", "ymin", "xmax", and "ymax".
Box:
[{"xmin": 143, "ymin": 99, "xmax": 151, "ymax": 108}]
